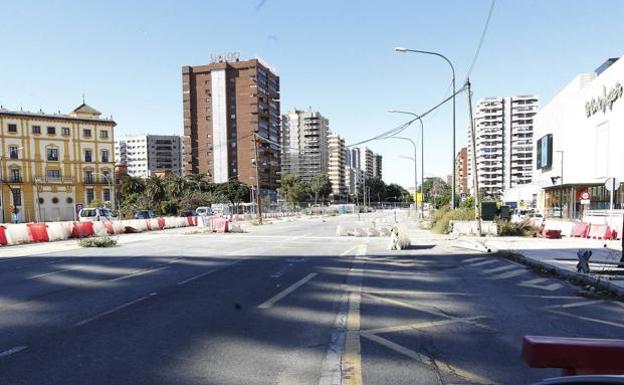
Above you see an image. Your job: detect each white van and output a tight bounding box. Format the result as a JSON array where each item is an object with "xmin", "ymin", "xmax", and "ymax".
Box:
[
  {"xmin": 196, "ymin": 206, "xmax": 214, "ymax": 216},
  {"xmin": 78, "ymin": 207, "xmax": 117, "ymax": 222}
]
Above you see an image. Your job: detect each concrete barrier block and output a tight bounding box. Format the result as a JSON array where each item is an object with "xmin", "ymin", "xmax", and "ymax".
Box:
[{"xmin": 5, "ymin": 224, "xmax": 32, "ymax": 245}]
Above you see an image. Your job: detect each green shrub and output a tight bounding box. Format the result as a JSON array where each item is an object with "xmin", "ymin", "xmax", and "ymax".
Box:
[
  {"xmin": 496, "ymin": 219, "xmax": 538, "ymax": 236},
  {"xmin": 431, "ymin": 207, "xmax": 474, "ymax": 234},
  {"xmin": 79, "ymin": 236, "xmax": 117, "ymax": 248}
]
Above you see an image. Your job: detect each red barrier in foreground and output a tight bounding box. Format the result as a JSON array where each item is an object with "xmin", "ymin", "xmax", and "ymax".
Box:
[
  {"xmin": 587, "ymin": 224, "xmax": 612, "ymax": 240},
  {"xmin": 157, "ymin": 217, "xmax": 165, "ymax": 230},
  {"xmin": 210, "ymin": 217, "xmax": 229, "ymax": 233},
  {"xmin": 27, "ymin": 223, "xmax": 49, "ymax": 243},
  {"xmin": 523, "ymin": 335, "xmax": 624, "ymax": 376},
  {"xmin": 71, "ymin": 221, "xmax": 95, "ymax": 238},
  {"xmin": 0, "ymin": 225, "xmax": 7, "ymax": 246},
  {"xmin": 103, "ymin": 221, "xmax": 114, "ymax": 234},
  {"xmin": 186, "ymin": 216, "xmax": 194, "ymax": 226},
  {"xmin": 571, "ymin": 222, "xmax": 590, "ymax": 238}
]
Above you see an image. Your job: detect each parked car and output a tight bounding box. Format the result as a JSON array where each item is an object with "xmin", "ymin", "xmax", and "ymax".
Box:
[
  {"xmin": 133, "ymin": 210, "xmax": 156, "ymax": 219},
  {"xmin": 196, "ymin": 206, "xmax": 214, "ymax": 216},
  {"xmin": 78, "ymin": 207, "xmax": 117, "ymax": 222},
  {"xmin": 179, "ymin": 210, "xmax": 198, "ymax": 217}
]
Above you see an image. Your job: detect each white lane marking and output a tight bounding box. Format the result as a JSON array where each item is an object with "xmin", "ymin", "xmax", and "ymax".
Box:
[
  {"xmin": 519, "ymin": 278, "xmax": 563, "ymax": 291},
  {"xmin": 361, "ymin": 316, "xmax": 487, "ymax": 335},
  {"xmin": 543, "ymin": 300, "xmax": 603, "ymax": 310},
  {"xmin": 546, "ymin": 309, "xmax": 624, "ymax": 330},
  {"xmin": 0, "ymin": 345, "xmax": 28, "ymax": 358},
  {"xmin": 177, "ymin": 268, "xmax": 219, "ymax": 286},
  {"xmin": 341, "ymin": 244, "xmax": 362, "ymax": 256},
  {"xmin": 258, "ymin": 273, "xmax": 318, "ymax": 309},
  {"xmin": 490, "ymin": 269, "xmax": 528, "ymax": 280},
  {"xmin": 468, "ymin": 260, "xmax": 498, "ymax": 267},
  {"xmin": 482, "ymin": 264, "xmax": 517, "ymax": 274},
  {"xmin": 518, "ymin": 295, "xmax": 580, "ymax": 299},
  {"xmin": 73, "ymin": 292, "xmax": 157, "ymax": 327},
  {"xmin": 362, "ymin": 334, "xmax": 497, "ymax": 385},
  {"xmin": 463, "ymin": 257, "xmax": 485, "ymax": 263}
]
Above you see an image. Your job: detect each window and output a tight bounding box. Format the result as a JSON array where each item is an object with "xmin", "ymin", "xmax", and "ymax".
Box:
[
  {"xmin": 32, "ymin": 125, "xmax": 41, "ymax": 134},
  {"xmin": 12, "ymin": 189, "xmax": 22, "ymax": 206},
  {"xmin": 85, "ymin": 149, "xmax": 93, "ymax": 162},
  {"xmin": 47, "ymin": 169, "xmax": 61, "ymax": 180},
  {"xmin": 86, "ymin": 188, "xmax": 94, "ymax": 204},
  {"xmin": 10, "ymin": 168, "xmax": 21, "ymax": 182},
  {"xmin": 62, "ymin": 127, "xmax": 70, "ymax": 136},
  {"xmin": 9, "ymin": 146, "xmax": 19, "ymax": 159},
  {"xmin": 52, "ymin": 197, "xmax": 59, "ymax": 204},
  {"xmin": 47, "ymin": 126, "xmax": 56, "ymax": 135},
  {"xmin": 7, "ymin": 124, "xmax": 17, "ymax": 133},
  {"xmin": 85, "ymin": 170, "xmax": 94, "ymax": 184},
  {"xmin": 101, "ymin": 150, "xmax": 109, "ymax": 163},
  {"xmin": 100, "ymin": 130, "xmax": 108, "ymax": 139},
  {"xmin": 47, "ymin": 147, "xmax": 59, "ymax": 161},
  {"xmin": 66, "ymin": 197, "xmax": 73, "ymax": 204},
  {"xmin": 103, "ymin": 188, "xmax": 111, "ymax": 202},
  {"xmin": 83, "ymin": 129, "xmax": 92, "ymax": 138}
]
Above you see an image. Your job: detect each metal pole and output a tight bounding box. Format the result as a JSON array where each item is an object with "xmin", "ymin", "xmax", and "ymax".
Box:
[
  {"xmin": 467, "ymin": 79, "xmax": 482, "ymax": 236},
  {"xmin": 253, "ymin": 134, "xmax": 263, "ymax": 224},
  {"xmin": 0, "ymin": 155, "xmax": 4, "ymax": 223}
]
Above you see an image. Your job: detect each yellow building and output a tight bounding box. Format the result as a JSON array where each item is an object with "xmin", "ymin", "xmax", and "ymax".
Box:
[{"xmin": 0, "ymin": 103, "xmax": 116, "ymax": 223}]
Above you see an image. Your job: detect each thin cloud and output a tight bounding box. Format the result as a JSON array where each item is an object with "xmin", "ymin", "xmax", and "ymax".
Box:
[{"xmin": 255, "ymin": 0, "xmax": 268, "ymax": 11}]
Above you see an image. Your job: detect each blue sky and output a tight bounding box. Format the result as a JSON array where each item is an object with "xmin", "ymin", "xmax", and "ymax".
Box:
[{"xmin": 1, "ymin": 0, "xmax": 623, "ymax": 188}]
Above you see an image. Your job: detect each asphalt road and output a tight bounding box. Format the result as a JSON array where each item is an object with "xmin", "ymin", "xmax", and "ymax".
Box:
[{"xmin": 1, "ymin": 213, "xmax": 624, "ymax": 385}]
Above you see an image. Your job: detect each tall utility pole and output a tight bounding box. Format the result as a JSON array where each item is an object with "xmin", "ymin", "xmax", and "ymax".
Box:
[
  {"xmin": 466, "ymin": 79, "xmax": 482, "ymax": 236},
  {"xmin": 252, "ymin": 134, "xmax": 263, "ymax": 224},
  {"xmin": 556, "ymin": 151, "xmax": 564, "ymax": 218}
]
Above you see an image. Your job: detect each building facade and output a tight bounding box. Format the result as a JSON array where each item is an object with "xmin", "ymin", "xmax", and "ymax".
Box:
[
  {"xmin": 280, "ymin": 109, "xmax": 329, "ymax": 182},
  {"xmin": 115, "ymin": 134, "xmax": 183, "ymax": 178},
  {"xmin": 373, "ymin": 153, "xmax": 382, "ymax": 179},
  {"xmin": 327, "ymin": 133, "xmax": 346, "ymax": 199},
  {"xmin": 468, "ymin": 95, "xmax": 538, "ymax": 197},
  {"xmin": 0, "ymin": 103, "xmax": 116, "ymax": 223},
  {"xmin": 455, "ymin": 147, "xmax": 468, "ymax": 194},
  {"xmin": 362, "ymin": 147, "xmax": 374, "ymax": 179},
  {"xmin": 533, "ymin": 57, "xmax": 624, "ymax": 218},
  {"xmin": 182, "ymin": 57, "xmax": 280, "ymax": 190}
]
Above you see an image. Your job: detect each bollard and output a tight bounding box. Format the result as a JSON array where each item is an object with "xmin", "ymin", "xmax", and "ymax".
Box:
[{"xmin": 576, "ymin": 249, "xmax": 592, "ymax": 274}]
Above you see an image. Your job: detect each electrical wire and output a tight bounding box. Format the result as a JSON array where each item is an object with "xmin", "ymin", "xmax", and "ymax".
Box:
[{"xmin": 465, "ymin": 0, "xmax": 496, "ymax": 80}]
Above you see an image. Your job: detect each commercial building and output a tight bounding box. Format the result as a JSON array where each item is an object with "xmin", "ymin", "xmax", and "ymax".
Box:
[
  {"xmin": 280, "ymin": 109, "xmax": 329, "ymax": 182},
  {"xmin": 115, "ymin": 134, "xmax": 182, "ymax": 178},
  {"xmin": 327, "ymin": 133, "xmax": 346, "ymax": 199},
  {"xmin": 468, "ymin": 95, "xmax": 538, "ymax": 197},
  {"xmin": 373, "ymin": 154, "xmax": 382, "ymax": 179},
  {"xmin": 182, "ymin": 56, "xmax": 280, "ymax": 190},
  {"xmin": 455, "ymin": 147, "xmax": 468, "ymax": 194},
  {"xmin": 0, "ymin": 103, "xmax": 116, "ymax": 223},
  {"xmin": 533, "ymin": 57, "xmax": 624, "ymax": 218}
]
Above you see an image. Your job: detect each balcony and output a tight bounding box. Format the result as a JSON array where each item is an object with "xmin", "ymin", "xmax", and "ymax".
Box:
[
  {"xmin": 35, "ymin": 176, "xmax": 74, "ymax": 184},
  {"xmin": 84, "ymin": 177, "xmax": 112, "ymax": 185},
  {"xmin": 8, "ymin": 175, "xmax": 23, "ymax": 183}
]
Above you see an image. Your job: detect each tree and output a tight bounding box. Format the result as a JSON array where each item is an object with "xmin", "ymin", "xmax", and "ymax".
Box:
[
  {"xmin": 119, "ymin": 175, "xmax": 145, "ymax": 198},
  {"xmin": 384, "ymin": 183, "xmax": 413, "ymax": 203},
  {"xmin": 177, "ymin": 190, "xmax": 226, "ymax": 212},
  {"xmin": 217, "ymin": 180, "xmax": 250, "ymax": 213},
  {"xmin": 422, "ymin": 177, "xmax": 452, "ymax": 209},
  {"xmin": 165, "ymin": 175, "xmax": 189, "ymax": 200},
  {"xmin": 309, "ymin": 173, "xmax": 332, "ymax": 204},
  {"xmin": 144, "ymin": 175, "xmax": 166, "ymax": 205},
  {"xmin": 366, "ymin": 176, "xmax": 386, "ymax": 204},
  {"xmin": 278, "ymin": 173, "xmax": 310, "ymax": 208}
]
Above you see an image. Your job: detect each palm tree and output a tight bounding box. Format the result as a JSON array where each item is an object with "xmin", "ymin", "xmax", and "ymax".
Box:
[
  {"xmin": 144, "ymin": 175, "xmax": 166, "ymax": 204},
  {"xmin": 165, "ymin": 175, "xmax": 189, "ymax": 199},
  {"xmin": 119, "ymin": 175, "xmax": 145, "ymax": 197}
]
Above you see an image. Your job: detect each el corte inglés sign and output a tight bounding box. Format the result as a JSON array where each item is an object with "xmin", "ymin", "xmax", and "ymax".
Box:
[{"xmin": 585, "ymin": 82, "xmax": 623, "ymax": 117}]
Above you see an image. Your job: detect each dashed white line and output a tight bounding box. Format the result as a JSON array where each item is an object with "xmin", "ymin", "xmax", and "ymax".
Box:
[
  {"xmin": 463, "ymin": 257, "xmax": 485, "ymax": 263},
  {"xmin": 258, "ymin": 273, "xmax": 318, "ymax": 309},
  {"xmin": 0, "ymin": 345, "xmax": 28, "ymax": 358},
  {"xmin": 519, "ymin": 278, "xmax": 563, "ymax": 291},
  {"xmin": 491, "ymin": 269, "xmax": 527, "ymax": 280},
  {"xmin": 73, "ymin": 292, "xmax": 157, "ymax": 327},
  {"xmin": 482, "ymin": 264, "xmax": 517, "ymax": 274},
  {"xmin": 177, "ymin": 268, "xmax": 219, "ymax": 286},
  {"xmin": 468, "ymin": 260, "xmax": 498, "ymax": 267}
]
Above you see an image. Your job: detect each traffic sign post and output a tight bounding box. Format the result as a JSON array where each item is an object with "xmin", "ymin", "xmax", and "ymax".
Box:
[{"xmin": 605, "ymin": 177, "xmax": 621, "ymax": 211}]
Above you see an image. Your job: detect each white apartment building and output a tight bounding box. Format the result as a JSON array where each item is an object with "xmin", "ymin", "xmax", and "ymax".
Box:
[
  {"xmin": 468, "ymin": 95, "xmax": 538, "ymax": 197},
  {"xmin": 327, "ymin": 133, "xmax": 346, "ymax": 199},
  {"xmin": 362, "ymin": 147, "xmax": 374, "ymax": 179},
  {"xmin": 115, "ymin": 134, "xmax": 183, "ymax": 178},
  {"xmin": 280, "ymin": 109, "xmax": 329, "ymax": 182}
]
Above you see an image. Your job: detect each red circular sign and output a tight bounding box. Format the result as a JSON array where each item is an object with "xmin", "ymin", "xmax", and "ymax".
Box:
[{"xmin": 581, "ymin": 192, "xmax": 590, "ymax": 200}]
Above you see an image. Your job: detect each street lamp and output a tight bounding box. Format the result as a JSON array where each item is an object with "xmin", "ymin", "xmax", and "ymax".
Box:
[
  {"xmin": 394, "ymin": 46, "xmax": 457, "ymax": 208},
  {"xmin": 388, "ymin": 110, "xmax": 425, "ymax": 217}
]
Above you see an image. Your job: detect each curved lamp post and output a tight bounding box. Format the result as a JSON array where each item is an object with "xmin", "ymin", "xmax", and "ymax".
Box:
[{"xmin": 394, "ymin": 46, "xmax": 456, "ymax": 208}]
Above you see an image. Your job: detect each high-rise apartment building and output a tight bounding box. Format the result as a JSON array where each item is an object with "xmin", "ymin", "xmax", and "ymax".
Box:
[
  {"xmin": 362, "ymin": 147, "xmax": 374, "ymax": 179},
  {"xmin": 115, "ymin": 134, "xmax": 183, "ymax": 178},
  {"xmin": 350, "ymin": 147, "xmax": 361, "ymax": 169},
  {"xmin": 468, "ymin": 95, "xmax": 538, "ymax": 197},
  {"xmin": 327, "ymin": 133, "xmax": 346, "ymax": 199},
  {"xmin": 455, "ymin": 147, "xmax": 468, "ymax": 194},
  {"xmin": 182, "ymin": 57, "xmax": 280, "ymax": 190},
  {"xmin": 280, "ymin": 109, "xmax": 329, "ymax": 182},
  {"xmin": 373, "ymin": 154, "xmax": 382, "ymax": 179},
  {"xmin": 1, "ymin": 103, "xmax": 115, "ymax": 222}
]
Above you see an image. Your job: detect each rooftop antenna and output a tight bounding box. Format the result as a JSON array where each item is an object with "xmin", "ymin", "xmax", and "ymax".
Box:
[{"xmin": 82, "ymin": 93, "xmax": 86, "ymax": 104}]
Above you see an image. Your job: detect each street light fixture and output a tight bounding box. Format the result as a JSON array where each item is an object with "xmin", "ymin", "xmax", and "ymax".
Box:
[
  {"xmin": 394, "ymin": 46, "xmax": 457, "ymax": 208},
  {"xmin": 388, "ymin": 110, "xmax": 425, "ymax": 217}
]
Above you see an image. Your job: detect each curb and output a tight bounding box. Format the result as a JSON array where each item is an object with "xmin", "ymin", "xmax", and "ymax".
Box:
[{"xmin": 496, "ymin": 249, "xmax": 624, "ymax": 299}]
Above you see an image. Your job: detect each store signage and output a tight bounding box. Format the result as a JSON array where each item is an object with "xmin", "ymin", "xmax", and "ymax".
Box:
[
  {"xmin": 585, "ymin": 82, "xmax": 623, "ymax": 117},
  {"xmin": 580, "ymin": 192, "xmax": 590, "ymax": 200},
  {"xmin": 210, "ymin": 51, "xmax": 240, "ymax": 63}
]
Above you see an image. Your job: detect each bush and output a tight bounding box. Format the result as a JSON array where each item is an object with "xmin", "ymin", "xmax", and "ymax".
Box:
[
  {"xmin": 79, "ymin": 236, "xmax": 117, "ymax": 248},
  {"xmin": 431, "ymin": 206, "xmax": 474, "ymax": 234},
  {"xmin": 496, "ymin": 219, "xmax": 539, "ymax": 236}
]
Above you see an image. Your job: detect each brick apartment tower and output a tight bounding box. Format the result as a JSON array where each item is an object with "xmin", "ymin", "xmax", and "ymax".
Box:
[{"xmin": 182, "ymin": 58, "xmax": 281, "ymax": 190}]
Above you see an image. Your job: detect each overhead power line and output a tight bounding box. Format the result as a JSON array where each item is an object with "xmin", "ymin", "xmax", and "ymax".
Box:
[{"xmin": 465, "ymin": 0, "xmax": 496, "ymax": 79}]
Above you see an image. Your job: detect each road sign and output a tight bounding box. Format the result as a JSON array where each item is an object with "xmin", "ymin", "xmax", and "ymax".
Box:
[
  {"xmin": 580, "ymin": 199, "xmax": 591, "ymax": 205},
  {"xmin": 605, "ymin": 177, "xmax": 621, "ymax": 192},
  {"xmin": 460, "ymin": 192, "xmax": 467, "ymax": 202},
  {"xmin": 580, "ymin": 192, "xmax": 590, "ymax": 200}
]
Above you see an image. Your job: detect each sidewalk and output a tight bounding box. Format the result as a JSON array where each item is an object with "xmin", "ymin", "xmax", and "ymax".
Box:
[{"xmin": 460, "ymin": 234, "xmax": 624, "ymax": 295}]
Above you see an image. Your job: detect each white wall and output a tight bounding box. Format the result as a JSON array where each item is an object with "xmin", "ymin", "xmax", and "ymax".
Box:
[{"xmin": 211, "ymin": 69, "xmax": 228, "ymax": 183}]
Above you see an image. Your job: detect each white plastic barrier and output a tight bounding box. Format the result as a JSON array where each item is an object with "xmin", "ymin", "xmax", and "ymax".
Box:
[
  {"xmin": 47, "ymin": 222, "xmax": 73, "ymax": 241},
  {"xmin": 147, "ymin": 218, "xmax": 161, "ymax": 230},
  {"xmin": 4, "ymin": 224, "xmax": 31, "ymax": 245},
  {"xmin": 544, "ymin": 220, "xmax": 575, "ymax": 237},
  {"xmin": 450, "ymin": 220, "xmax": 498, "ymax": 236},
  {"xmin": 111, "ymin": 221, "xmax": 125, "ymax": 234},
  {"xmin": 92, "ymin": 222, "xmax": 109, "ymax": 237}
]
